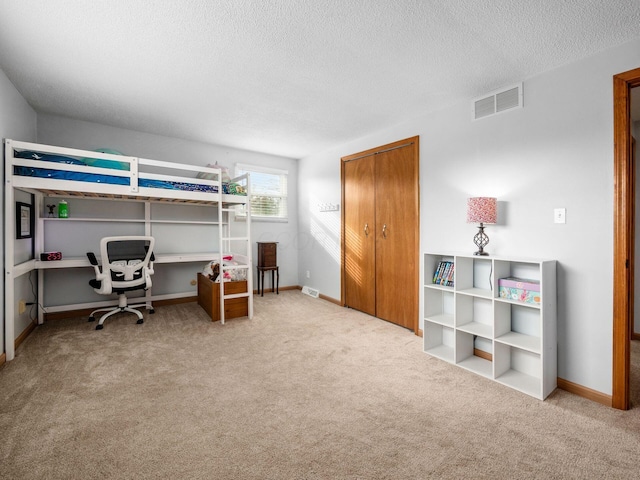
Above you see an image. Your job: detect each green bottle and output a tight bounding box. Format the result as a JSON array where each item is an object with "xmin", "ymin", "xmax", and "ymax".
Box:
[{"xmin": 58, "ymin": 200, "xmax": 68, "ymax": 218}]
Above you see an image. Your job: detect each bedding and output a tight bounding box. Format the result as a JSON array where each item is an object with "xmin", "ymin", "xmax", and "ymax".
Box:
[
  {"xmin": 12, "ymin": 149, "xmax": 251, "ymax": 194},
  {"xmin": 14, "ymin": 165, "xmax": 220, "ymax": 193},
  {"xmin": 16, "ymin": 148, "xmax": 130, "ymax": 170},
  {"xmin": 14, "ymin": 150, "xmax": 85, "ymax": 165},
  {"xmin": 82, "ymin": 148, "xmax": 130, "ymax": 170}
]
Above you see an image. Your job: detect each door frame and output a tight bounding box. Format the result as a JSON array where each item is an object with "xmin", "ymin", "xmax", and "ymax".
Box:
[
  {"xmin": 632, "ymin": 135, "xmax": 637, "ymax": 343},
  {"xmin": 340, "ymin": 136, "xmax": 420, "ymax": 335},
  {"xmin": 613, "ymin": 67, "xmax": 640, "ymax": 410}
]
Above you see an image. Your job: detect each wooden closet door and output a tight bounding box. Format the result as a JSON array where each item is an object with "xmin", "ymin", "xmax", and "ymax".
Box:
[
  {"xmin": 374, "ymin": 144, "xmax": 419, "ymax": 329},
  {"xmin": 343, "ymin": 156, "xmax": 376, "ymax": 316}
]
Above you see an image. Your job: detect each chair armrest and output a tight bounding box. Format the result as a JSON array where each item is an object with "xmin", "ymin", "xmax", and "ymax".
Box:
[
  {"xmin": 86, "ymin": 251, "xmax": 106, "ymax": 281},
  {"xmin": 87, "ymin": 252, "xmax": 98, "ymax": 265}
]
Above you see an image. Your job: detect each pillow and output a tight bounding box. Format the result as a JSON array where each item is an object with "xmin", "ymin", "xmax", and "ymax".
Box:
[
  {"xmin": 197, "ymin": 162, "xmax": 230, "ymax": 183},
  {"xmin": 82, "ymin": 148, "xmax": 130, "ymax": 171},
  {"xmin": 196, "ymin": 167, "xmax": 217, "ymax": 180}
]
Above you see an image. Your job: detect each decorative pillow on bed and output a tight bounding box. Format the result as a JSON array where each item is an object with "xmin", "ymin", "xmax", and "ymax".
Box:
[
  {"xmin": 196, "ymin": 164, "xmax": 217, "ymax": 180},
  {"xmin": 14, "ymin": 150, "xmax": 86, "ymax": 165},
  {"xmin": 82, "ymin": 148, "xmax": 130, "ymax": 171},
  {"xmin": 224, "ymin": 182, "xmax": 247, "ymax": 195},
  {"xmin": 197, "ymin": 162, "xmax": 231, "ymax": 183}
]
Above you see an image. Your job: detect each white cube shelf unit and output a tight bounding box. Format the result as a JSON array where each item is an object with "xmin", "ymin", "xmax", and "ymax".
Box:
[{"xmin": 423, "ymin": 253, "xmax": 557, "ymax": 400}]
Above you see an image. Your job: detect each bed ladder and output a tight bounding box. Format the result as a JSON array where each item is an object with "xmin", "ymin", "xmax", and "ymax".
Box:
[{"xmin": 217, "ymin": 174, "xmax": 253, "ymax": 324}]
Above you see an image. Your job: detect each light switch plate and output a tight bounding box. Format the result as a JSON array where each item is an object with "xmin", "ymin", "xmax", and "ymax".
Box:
[{"xmin": 554, "ymin": 208, "xmax": 566, "ymax": 224}]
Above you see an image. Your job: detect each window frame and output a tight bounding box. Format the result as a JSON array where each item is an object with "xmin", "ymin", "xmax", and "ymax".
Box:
[{"xmin": 235, "ymin": 163, "xmax": 289, "ymax": 222}]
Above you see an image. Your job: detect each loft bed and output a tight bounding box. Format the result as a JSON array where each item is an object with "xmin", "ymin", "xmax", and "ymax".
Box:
[
  {"xmin": 6, "ymin": 139, "xmax": 249, "ymax": 204},
  {"xmin": 4, "ymin": 139, "xmax": 253, "ymax": 362}
]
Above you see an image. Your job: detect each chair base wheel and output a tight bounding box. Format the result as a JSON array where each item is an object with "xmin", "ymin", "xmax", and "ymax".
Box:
[
  {"xmin": 88, "ymin": 316, "xmax": 95, "ymax": 322},
  {"xmin": 149, "ymin": 309, "xmax": 155, "ymax": 314},
  {"xmin": 136, "ymin": 318, "xmax": 144, "ymax": 324},
  {"xmin": 95, "ymin": 324, "xmax": 104, "ymax": 330}
]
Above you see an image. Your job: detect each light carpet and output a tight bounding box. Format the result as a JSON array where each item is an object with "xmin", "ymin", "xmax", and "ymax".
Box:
[{"xmin": 1, "ymin": 290, "xmax": 639, "ymax": 479}]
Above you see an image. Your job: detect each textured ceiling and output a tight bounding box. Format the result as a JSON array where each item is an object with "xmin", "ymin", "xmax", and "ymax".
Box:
[{"xmin": 1, "ymin": 1, "xmax": 640, "ymax": 159}]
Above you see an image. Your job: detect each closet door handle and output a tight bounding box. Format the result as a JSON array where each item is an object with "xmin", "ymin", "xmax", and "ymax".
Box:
[
  {"xmin": 382, "ymin": 224, "xmax": 387, "ymax": 239},
  {"xmin": 364, "ymin": 223, "xmax": 370, "ymax": 237}
]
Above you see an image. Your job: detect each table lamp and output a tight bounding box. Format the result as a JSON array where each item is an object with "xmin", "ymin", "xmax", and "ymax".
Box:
[{"xmin": 466, "ymin": 197, "xmax": 497, "ymax": 256}]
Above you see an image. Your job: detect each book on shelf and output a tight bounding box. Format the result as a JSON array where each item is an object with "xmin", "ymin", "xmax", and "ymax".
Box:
[
  {"xmin": 445, "ymin": 262, "xmax": 455, "ymax": 286},
  {"xmin": 432, "ymin": 261, "xmax": 454, "ymax": 287},
  {"xmin": 440, "ymin": 262, "xmax": 451, "ymax": 285},
  {"xmin": 433, "ymin": 261, "xmax": 446, "ymax": 283}
]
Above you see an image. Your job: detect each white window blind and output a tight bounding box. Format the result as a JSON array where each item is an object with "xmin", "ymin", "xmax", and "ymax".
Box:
[{"xmin": 236, "ymin": 163, "xmax": 288, "ymax": 220}]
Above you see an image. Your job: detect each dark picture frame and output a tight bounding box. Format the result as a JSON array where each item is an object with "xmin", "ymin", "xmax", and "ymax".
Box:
[{"xmin": 16, "ymin": 202, "xmax": 34, "ymax": 239}]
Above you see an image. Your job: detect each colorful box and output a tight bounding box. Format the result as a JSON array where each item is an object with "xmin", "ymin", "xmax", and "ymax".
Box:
[{"xmin": 498, "ymin": 277, "xmax": 541, "ymax": 305}]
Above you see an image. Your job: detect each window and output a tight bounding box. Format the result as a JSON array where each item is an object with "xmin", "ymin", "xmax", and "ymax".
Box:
[{"xmin": 235, "ymin": 163, "xmax": 288, "ymax": 221}]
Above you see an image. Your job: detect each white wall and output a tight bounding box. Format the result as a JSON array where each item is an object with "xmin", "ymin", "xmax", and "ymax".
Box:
[
  {"xmin": 36, "ymin": 114, "xmax": 299, "ymax": 299},
  {"xmin": 0, "ymin": 68, "xmax": 37, "ymax": 352},
  {"xmin": 298, "ymin": 38, "xmax": 640, "ymax": 395}
]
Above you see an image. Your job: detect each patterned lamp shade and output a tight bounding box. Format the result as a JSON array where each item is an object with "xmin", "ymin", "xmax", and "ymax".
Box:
[{"xmin": 466, "ymin": 197, "xmax": 497, "ymax": 224}]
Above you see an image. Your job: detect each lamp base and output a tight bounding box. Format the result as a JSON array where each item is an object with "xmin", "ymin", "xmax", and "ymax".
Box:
[{"xmin": 473, "ymin": 223, "xmax": 490, "ymax": 256}]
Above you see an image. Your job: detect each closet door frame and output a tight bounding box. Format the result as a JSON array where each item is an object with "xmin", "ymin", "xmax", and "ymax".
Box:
[{"xmin": 340, "ymin": 136, "xmax": 420, "ymax": 335}]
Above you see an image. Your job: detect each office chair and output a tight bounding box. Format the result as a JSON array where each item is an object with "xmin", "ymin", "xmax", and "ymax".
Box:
[{"xmin": 86, "ymin": 236, "xmax": 155, "ymax": 330}]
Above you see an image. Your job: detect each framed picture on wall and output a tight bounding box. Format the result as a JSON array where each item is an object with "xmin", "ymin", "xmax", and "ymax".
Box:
[{"xmin": 16, "ymin": 202, "xmax": 34, "ymax": 239}]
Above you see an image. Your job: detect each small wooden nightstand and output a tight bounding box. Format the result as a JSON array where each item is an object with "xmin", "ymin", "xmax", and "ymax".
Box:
[{"xmin": 257, "ymin": 242, "xmax": 279, "ymax": 296}]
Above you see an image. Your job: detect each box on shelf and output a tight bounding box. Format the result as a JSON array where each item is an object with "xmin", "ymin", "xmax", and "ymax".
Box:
[
  {"xmin": 197, "ymin": 272, "xmax": 248, "ymax": 321},
  {"xmin": 498, "ymin": 277, "xmax": 541, "ymax": 305}
]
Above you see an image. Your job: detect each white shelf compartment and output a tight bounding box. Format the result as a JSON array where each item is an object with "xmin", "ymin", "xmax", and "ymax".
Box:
[
  {"xmin": 455, "ymin": 294, "xmax": 493, "ymax": 338},
  {"xmin": 493, "ymin": 259, "xmax": 541, "ymax": 283},
  {"xmin": 494, "ymin": 342, "xmax": 542, "ymax": 399},
  {"xmin": 424, "ymin": 321, "xmax": 455, "ymax": 363},
  {"xmin": 424, "ymin": 287, "xmax": 454, "ymax": 327},
  {"xmin": 494, "ymin": 301, "xmax": 541, "ymax": 354},
  {"xmin": 493, "ymin": 259, "xmax": 542, "ymax": 302},
  {"xmin": 455, "ymin": 330, "xmax": 492, "ymax": 379},
  {"xmin": 455, "ymin": 256, "xmax": 492, "ymax": 298},
  {"xmin": 41, "ymin": 197, "xmax": 144, "ymax": 220},
  {"xmin": 424, "ymin": 253, "xmax": 455, "ymax": 288}
]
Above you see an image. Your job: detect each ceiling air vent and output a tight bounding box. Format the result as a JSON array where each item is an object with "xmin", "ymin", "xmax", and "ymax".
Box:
[{"xmin": 473, "ymin": 83, "xmax": 523, "ymax": 120}]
